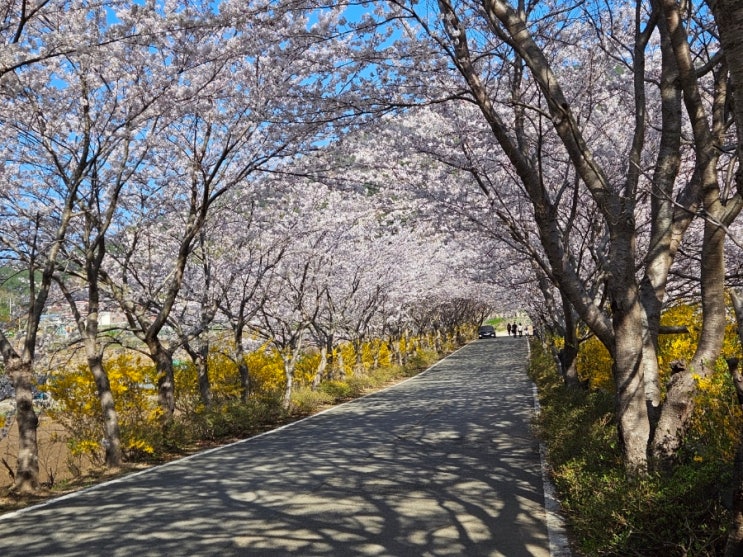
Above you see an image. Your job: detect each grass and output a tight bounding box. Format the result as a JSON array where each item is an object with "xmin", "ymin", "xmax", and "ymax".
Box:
[{"xmin": 528, "ymin": 338, "xmax": 732, "ymax": 556}]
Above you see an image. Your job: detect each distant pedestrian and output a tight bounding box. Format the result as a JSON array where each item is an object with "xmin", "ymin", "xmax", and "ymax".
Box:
[
  {"xmin": 517, "ymin": 323, "xmax": 523, "ymax": 337},
  {"xmin": 507, "ymin": 323, "xmax": 512, "ymax": 336}
]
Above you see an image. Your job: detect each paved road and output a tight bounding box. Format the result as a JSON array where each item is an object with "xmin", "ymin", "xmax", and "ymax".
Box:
[{"xmin": 0, "ymin": 338, "xmax": 561, "ymax": 556}]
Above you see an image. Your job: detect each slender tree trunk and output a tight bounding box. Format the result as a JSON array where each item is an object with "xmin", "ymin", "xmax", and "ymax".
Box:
[
  {"xmin": 559, "ymin": 294, "xmax": 581, "ymax": 388},
  {"xmin": 70, "ymin": 266, "xmax": 124, "ymax": 468},
  {"xmin": 652, "ymin": 206, "xmax": 731, "ymax": 465},
  {"xmin": 196, "ymin": 345, "xmax": 212, "ymax": 409},
  {"xmin": 388, "ymin": 336, "xmax": 402, "ymax": 367},
  {"xmin": 312, "ymin": 344, "xmax": 328, "ymax": 390},
  {"xmin": 710, "ymin": 5, "xmax": 743, "ymax": 553},
  {"xmin": 353, "ymin": 338, "xmax": 364, "ymax": 372},
  {"xmin": 638, "ymin": 15, "xmax": 685, "ymax": 426},
  {"xmin": 237, "ymin": 357, "xmax": 251, "ymax": 403},
  {"xmin": 336, "ymin": 350, "xmax": 346, "ymax": 380},
  {"xmin": 708, "ymin": 1, "xmax": 743, "ymax": 166},
  {"xmin": 282, "ymin": 354, "xmax": 295, "ymax": 411},
  {"xmin": 232, "ymin": 326, "xmax": 251, "ymax": 403},
  {"xmin": 280, "ymin": 335, "xmax": 304, "ymax": 410},
  {"xmin": 87, "ymin": 351, "xmax": 122, "ymax": 467},
  {"xmin": 183, "ymin": 340, "xmax": 212, "ymax": 408},
  {"xmin": 146, "ymin": 339, "xmax": 176, "ymax": 418}
]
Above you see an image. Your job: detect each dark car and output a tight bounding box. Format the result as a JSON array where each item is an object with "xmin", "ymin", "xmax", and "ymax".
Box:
[{"xmin": 478, "ymin": 325, "xmax": 496, "ymax": 338}]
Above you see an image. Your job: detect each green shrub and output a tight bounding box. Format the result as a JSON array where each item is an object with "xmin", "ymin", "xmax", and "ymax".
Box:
[
  {"xmin": 346, "ymin": 374, "xmax": 375, "ymax": 396},
  {"xmin": 188, "ymin": 398, "xmax": 286, "ymax": 441},
  {"xmin": 290, "ymin": 387, "xmax": 334, "ymax": 415},
  {"xmin": 368, "ymin": 364, "xmax": 403, "ymax": 385},
  {"xmin": 405, "ymin": 348, "xmax": 438, "ymax": 374},
  {"xmin": 318, "ymin": 380, "xmax": 353, "ymax": 401},
  {"xmin": 529, "ymin": 338, "xmax": 731, "ymax": 556}
]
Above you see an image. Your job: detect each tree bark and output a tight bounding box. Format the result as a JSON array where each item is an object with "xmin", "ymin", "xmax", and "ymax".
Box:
[
  {"xmin": 7, "ymin": 357, "xmax": 39, "ymax": 492},
  {"xmin": 184, "ymin": 340, "xmax": 212, "ymax": 409},
  {"xmin": 608, "ymin": 225, "xmax": 651, "ymax": 474},
  {"xmin": 709, "ymin": 3, "xmax": 743, "ymax": 546},
  {"xmin": 313, "ymin": 344, "xmax": 328, "ymax": 390},
  {"xmin": 87, "ymin": 352, "xmax": 122, "ymax": 467},
  {"xmin": 146, "ymin": 339, "xmax": 176, "ymax": 418},
  {"xmin": 559, "ymin": 293, "xmax": 581, "ymax": 388}
]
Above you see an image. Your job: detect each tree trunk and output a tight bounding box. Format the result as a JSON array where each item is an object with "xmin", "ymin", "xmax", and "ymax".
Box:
[
  {"xmin": 708, "ymin": 1, "xmax": 743, "ymax": 166},
  {"xmin": 76, "ymin": 271, "xmax": 123, "ymax": 468},
  {"xmin": 312, "ymin": 344, "xmax": 328, "ymax": 390},
  {"xmin": 708, "ymin": 8, "xmax": 743, "ymax": 549},
  {"xmin": 146, "ymin": 339, "xmax": 176, "ymax": 419},
  {"xmin": 281, "ymin": 335, "xmax": 304, "ymax": 410},
  {"xmin": 638, "ymin": 13, "xmax": 685, "ymax": 426},
  {"xmin": 653, "ymin": 205, "xmax": 730, "ymax": 465},
  {"xmin": 559, "ymin": 294, "xmax": 581, "ymax": 388},
  {"xmin": 608, "ymin": 232, "xmax": 651, "ymax": 474},
  {"xmin": 183, "ymin": 340, "xmax": 212, "ymax": 409},
  {"xmin": 353, "ymin": 338, "xmax": 364, "ymax": 372},
  {"xmin": 196, "ymin": 345, "xmax": 212, "ymax": 409},
  {"xmin": 336, "ymin": 350, "xmax": 346, "ymax": 380},
  {"xmin": 8, "ymin": 358, "xmax": 39, "ymax": 492},
  {"xmin": 232, "ymin": 326, "xmax": 251, "ymax": 403},
  {"xmin": 87, "ymin": 352, "xmax": 122, "ymax": 467},
  {"xmin": 282, "ymin": 355, "xmax": 295, "ymax": 411},
  {"xmin": 237, "ymin": 357, "xmax": 251, "ymax": 403}
]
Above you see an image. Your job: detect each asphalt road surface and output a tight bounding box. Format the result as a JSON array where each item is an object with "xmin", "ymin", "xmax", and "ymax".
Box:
[{"xmin": 0, "ymin": 337, "xmax": 567, "ymax": 556}]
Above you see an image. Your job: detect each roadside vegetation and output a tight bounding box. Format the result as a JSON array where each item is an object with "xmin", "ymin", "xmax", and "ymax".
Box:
[
  {"xmin": 530, "ymin": 302, "xmax": 742, "ymax": 556},
  {"xmin": 0, "ymin": 329, "xmax": 465, "ymax": 512}
]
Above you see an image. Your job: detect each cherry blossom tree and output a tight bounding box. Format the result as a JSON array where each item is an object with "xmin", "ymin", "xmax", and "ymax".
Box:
[
  {"xmin": 100, "ymin": 0, "xmax": 367, "ymax": 419},
  {"xmin": 50, "ymin": 40, "xmax": 165, "ymax": 468}
]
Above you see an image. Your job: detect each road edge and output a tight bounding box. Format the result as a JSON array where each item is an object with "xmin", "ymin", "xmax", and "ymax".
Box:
[{"xmin": 527, "ymin": 339, "xmax": 573, "ymax": 557}]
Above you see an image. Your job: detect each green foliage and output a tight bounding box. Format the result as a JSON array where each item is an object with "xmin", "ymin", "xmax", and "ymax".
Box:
[
  {"xmin": 186, "ymin": 398, "xmax": 286, "ymax": 441},
  {"xmin": 290, "ymin": 387, "xmax": 334, "ymax": 416},
  {"xmin": 529, "ymin": 339, "xmax": 731, "ymax": 556},
  {"xmin": 405, "ymin": 348, "xmax": 439, "ymax": 374},
  {"xmin": 318, "ymin": 380, "xmax": 353, "ymax": 401}
]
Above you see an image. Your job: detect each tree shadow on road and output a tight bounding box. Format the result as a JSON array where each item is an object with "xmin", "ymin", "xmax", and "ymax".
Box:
[{"xmin": 0, "ymin": 339, "xmax": 550, "ymax": 557}]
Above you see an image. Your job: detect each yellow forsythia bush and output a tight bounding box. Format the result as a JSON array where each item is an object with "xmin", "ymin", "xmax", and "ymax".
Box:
[
  {"xmin": 657, "ymin": 304, "xmax": 698, "ymax": 379},
  {"xmin": 660, "ymin": 301, "xmax": 743, "ymax": 463},
  {"xmin": 243, "ymin": 347, "xmax": 286, "ymax": 395},
  {"xmin": 46, "ymin": 352, "xmax": 160, "ymax": 463},
  {"xmin": 174, "ymin": 350, "xmax": 243, "ymax": 409},
  {"xmin": 574, "ymin": 300, "xmax": 743, "ymax": 463},
  {"xmin": 575, "ymin": 336, "xmax": 614, "ymax": 392}
]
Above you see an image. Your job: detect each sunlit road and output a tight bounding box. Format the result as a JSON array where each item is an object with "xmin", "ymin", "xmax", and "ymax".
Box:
[{"xmin": 0, "ymin": 338, "xmax": 560, "ymax": 556}]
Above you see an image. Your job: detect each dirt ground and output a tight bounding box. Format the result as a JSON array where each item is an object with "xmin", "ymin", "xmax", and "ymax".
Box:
[{"xmin": 0, "ymin": 406, "xmax": 155, "ymax": 514}]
